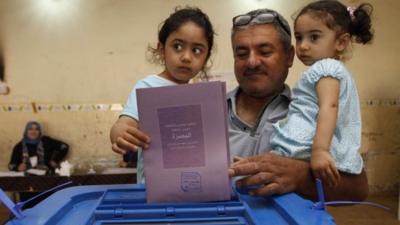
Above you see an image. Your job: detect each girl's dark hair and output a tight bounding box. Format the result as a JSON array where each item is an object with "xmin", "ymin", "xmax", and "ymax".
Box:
[
  {"xmin": 148, "ymin": 6, "xmax": 215, "ymax": 67},
  {"xmin": 295, "ymin": 0, "xmax": 374, "ymax": 44}
]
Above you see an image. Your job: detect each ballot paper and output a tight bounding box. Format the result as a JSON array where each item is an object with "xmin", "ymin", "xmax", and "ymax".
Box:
[
  {"xmin": 26, "ymin": 168, "xmax": 47, "ymax": 176},
  {"xmin": 137, "ymin": 81, "xmax": 231, "ymax": 203}
]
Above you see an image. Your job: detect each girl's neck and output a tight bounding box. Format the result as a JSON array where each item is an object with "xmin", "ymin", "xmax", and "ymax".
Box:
[{"xmin": 158, "ymin": 70, "xmax": 188, "ymax": 84}]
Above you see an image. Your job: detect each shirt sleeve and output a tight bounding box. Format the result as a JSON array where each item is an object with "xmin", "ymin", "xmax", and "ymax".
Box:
[
  {"xmin": 121, "ymin": 80, "xmax": 149, "ymax": 120},
  {"xmin": 306, "ymin": 58, "xmax": 347, "ymax": 84}
]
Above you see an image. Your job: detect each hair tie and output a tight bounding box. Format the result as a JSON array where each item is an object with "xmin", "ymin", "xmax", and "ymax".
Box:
[{"xmin": 347, "ymin": 6, "xmax": 356, "ymax": 20}]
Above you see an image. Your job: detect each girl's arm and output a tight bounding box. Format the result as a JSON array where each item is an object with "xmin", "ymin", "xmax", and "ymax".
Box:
[
  {"xmin": 312, "ymin": 77, "xmax": 341, "ymax": 184},
  {"xmin": 314, "ymin": 77, "xmax": 340, "ymax": 151},
  {"xmin": 110, "ymin": 115, "xmax": 150, "ymax": 154}
]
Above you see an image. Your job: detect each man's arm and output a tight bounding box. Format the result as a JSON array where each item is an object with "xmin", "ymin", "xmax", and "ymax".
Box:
[{"xmin": 230, "ymin": 153, "xmax": 368, "ymax": 201}]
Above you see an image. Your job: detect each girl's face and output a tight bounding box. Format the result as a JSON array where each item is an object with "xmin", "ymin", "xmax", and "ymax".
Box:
[
  {"xmin": 27, "ymin": 124, "xmax": 40, "ymax": 140},
  {"xmin": 159, "ymin": 21, "xmax": 209, "ymax": 84},
  {"xmin": 294, "ymin": 14, "xmax": 348, "ymax": 66}
]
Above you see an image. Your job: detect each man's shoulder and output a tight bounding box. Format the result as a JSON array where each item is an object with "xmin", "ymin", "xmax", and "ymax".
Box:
[{"xmin": 226, "ymin": 87, "xmax": 239, "ymax": 100}]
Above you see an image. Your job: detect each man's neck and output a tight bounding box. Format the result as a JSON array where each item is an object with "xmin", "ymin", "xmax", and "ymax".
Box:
[{"xmin": 235, "ymin": 91, "xmax": 274, "ymax": 127}]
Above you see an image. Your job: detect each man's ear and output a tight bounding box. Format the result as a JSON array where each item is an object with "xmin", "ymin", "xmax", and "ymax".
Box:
[
  {"xmin": 287, "ymin": 45, "xmax": 295, "ymax": 68},
  {"xmin": 336, "ymin": 33, "xmax": 351, "ymax": 52}
]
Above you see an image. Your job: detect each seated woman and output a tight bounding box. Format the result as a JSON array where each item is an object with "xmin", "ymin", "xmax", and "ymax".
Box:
[{"xmin": 8, "ymin": 121, "xmax": 69, "ymax": 174}]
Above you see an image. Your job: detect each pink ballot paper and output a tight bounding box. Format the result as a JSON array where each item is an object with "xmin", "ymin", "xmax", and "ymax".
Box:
[{"xmin": 137, "ymin": 81, "xmax": 231, "ymax": 203}]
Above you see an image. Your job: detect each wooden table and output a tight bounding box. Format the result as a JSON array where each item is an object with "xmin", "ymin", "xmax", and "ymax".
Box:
[{"xmin": 0, "ymin": 173, "xmax": 136, "ymax": 192}]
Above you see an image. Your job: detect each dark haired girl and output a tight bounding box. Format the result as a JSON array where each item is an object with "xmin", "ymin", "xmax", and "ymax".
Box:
[{"xmin": 270, "ymin": 0, "xmax": 374, "ymax": 187}]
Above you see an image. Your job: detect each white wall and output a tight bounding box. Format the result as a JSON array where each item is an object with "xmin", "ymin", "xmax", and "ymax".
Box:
[{"xmin": 0, "ymin": 0, "xmax": 398, "ymax": 193}]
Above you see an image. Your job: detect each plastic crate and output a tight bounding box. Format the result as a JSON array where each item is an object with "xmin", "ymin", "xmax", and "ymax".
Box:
[{"xmin": 5, "ymin": 184, "xmax": 336, "ymax": 225}]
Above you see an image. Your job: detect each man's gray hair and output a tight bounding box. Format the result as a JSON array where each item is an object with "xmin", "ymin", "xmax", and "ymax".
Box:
[{"xmin": 231, "ymin": 8, "xmax": 292, "ymax": 52}]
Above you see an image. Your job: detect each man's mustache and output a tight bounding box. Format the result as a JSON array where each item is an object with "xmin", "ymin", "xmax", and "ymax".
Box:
[{"xmin": 243, "ymin": 67, "xmax": 266, "ymax": 76}]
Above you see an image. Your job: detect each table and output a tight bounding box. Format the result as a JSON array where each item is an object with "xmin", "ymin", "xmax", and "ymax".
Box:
[{"xmin": 0, "ymin": 173, "xmax": 136, "ymax": 192}]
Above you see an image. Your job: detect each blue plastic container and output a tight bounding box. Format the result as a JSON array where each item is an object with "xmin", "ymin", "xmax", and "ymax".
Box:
[{"xmin": 5, "ymin": 184, "xmax": 336, "ymax": 225}]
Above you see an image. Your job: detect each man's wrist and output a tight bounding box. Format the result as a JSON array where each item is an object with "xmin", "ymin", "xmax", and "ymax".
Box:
[{"xmin": 293, "ymin": 159, "xmax": 317, "ymax": 200}]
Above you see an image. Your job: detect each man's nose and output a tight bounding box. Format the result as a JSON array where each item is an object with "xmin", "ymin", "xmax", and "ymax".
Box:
[{"xmin": 246, "ymin": 51, "xmax": 260, "ymax": 68}]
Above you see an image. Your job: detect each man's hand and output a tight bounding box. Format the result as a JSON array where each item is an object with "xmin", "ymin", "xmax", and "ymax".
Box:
[
  {"xmin": 110, "ymin": 116, "xmax": 150, "ymax": 155},
  {"xmin": 230, "ymin": 153, "xmax": 369, "ymax": 201},
  {"xmin": 229, "ymin": 153, "xmax": 308, "ymax": 196}
]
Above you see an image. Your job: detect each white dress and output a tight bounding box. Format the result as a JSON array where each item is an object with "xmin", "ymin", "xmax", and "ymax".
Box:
[{"xmin": 270, "ymin": 58, "xmax": 363, "ymax": 174}]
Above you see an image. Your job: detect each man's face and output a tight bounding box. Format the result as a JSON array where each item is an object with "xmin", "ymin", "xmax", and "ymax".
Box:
[{"xmin": 232, "ymin": 24, "xmax": 294, "ymax": 99}]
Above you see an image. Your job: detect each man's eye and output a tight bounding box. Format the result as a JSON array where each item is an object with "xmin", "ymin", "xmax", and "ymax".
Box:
[
  {"xmin": 260, "ymin": 51, "xmax": 272, "ymax": 56},
  {"xmin": 235, "ymin": 50, "xmax": 248, "ymax": 58}
]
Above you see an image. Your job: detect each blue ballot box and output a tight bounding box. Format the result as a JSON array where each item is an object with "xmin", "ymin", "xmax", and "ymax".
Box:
[{"xmin": 5, "ymin": 184, "xmax": 336, "ymax": 225}]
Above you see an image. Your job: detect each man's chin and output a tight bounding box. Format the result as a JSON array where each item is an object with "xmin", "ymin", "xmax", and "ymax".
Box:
[{"xmin": 241, "ymin": 85, "xmax": 274, "ymax": 99}]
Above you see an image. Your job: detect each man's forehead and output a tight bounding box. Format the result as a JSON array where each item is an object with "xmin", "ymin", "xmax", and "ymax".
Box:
[{"xmin": 233, "ymin": 24, "xmax": 280, "ymax": 47}]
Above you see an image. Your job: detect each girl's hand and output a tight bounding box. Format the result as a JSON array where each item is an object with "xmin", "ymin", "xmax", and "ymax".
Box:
[
  {"xmin": 110, "ymin": 116, "xmax": 150, "ymax": 155},
  {"xmin": 311, "ymin": 150, "xmax": 340, "ymax": 187}
]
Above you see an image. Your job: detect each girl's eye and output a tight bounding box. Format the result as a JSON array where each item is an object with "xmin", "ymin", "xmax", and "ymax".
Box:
[
  {"xmin": 173, "ymin": 43, "xmax": 183, "ymax": 51},
  {"xmin": 295, "ymin": 35, "xmax": 302, "ymax": 42},
  {"xmin": 192, "ymin": 47, "xmax": 203, "ymax": 55},
  {"xmin": 310, "ymin": 34, "xmax": 320, "ymax": 42}
]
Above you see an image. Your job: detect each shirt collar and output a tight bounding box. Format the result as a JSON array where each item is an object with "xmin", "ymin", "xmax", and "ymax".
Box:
[{"xmin": 227, "ymin": 84, "xmax": 291, "ymax": 131}]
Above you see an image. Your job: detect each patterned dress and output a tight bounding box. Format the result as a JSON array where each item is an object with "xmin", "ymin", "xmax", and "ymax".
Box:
[{"xmin": 270, "ymin": 58, "xmax": 363, "ymax": 174}]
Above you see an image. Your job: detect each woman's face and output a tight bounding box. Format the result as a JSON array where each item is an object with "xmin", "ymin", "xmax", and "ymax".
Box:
[{"xmin": 27, "ymin": 124, "xmax": 40, "ymax": 140}]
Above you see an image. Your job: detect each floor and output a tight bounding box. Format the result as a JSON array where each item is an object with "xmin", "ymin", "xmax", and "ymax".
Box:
[
  {"xmin": 327, "ymin": 194, "xmax": 399, "ymax": 225},
  {"xmin": 0, "ymin": 194, "xmax": 399, "ymax": 225}
]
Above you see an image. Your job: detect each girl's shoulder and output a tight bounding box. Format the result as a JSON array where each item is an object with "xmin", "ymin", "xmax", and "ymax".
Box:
[
  {"xmin": 310, "ymin": 58, "xmax": 346, "ymax": 71},
  {"xmin": 305, "ymin": 58, "xmax": 349, "ymax": 82},
  {"xmin": 135, "ymin": 74, "xmax": 175, "ymax": 88}
]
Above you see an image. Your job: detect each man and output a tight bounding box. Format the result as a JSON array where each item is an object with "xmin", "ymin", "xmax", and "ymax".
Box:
[
  {"xmin": 110, "ymin": 8, "xmax": 368, "ymax": 201},
  {"xmin": 227, "ymin": 8, "xmax": 368, "ymax": 201}
]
